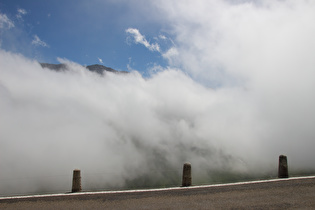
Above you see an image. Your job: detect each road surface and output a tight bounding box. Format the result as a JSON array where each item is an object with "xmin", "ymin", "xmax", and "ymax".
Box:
[{"xmin": 1, "ymin": 176, "xmax": 315, "ymax": 209}]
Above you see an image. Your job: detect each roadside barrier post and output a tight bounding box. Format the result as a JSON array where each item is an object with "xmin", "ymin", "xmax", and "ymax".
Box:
[
  {"xmin": 278, "ymin": 155, "xmax": 289, "ymax": 178},
  {"xmin": 182, "ymin": 163, "xmax": 192, "ymax": 187},
  {"xmin": 72, "ymin": 169, "xmax": 82, "ymax": 192}
]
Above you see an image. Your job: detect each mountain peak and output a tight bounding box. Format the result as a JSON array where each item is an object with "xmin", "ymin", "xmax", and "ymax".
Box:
[{"xmin": 40, "ymin": 63, "xmax": 129, "ymax": 75}]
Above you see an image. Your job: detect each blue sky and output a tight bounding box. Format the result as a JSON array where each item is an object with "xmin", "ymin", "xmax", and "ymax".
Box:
[
  {"xmin": 1, "ymin": 0, "xmax": 315, "ymax": 84},
  {"xmin": 0, "ymin": 0, "xmax": 170, "ymax": 74},
  {"xmin": 1, "ymin": 0, "xmax": 315, "ymax": 87}
]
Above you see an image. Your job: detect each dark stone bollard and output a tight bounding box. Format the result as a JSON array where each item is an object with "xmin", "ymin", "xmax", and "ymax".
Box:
[
  {"xmin": 182, "ymin": 163, "xmax": 192, "ymax": 187},
  {"xmin": 72, "ymin": 169, "xmax": 82, "ymax": 192},
  {"xmin": 278, "ymin": 155, "xmax": 289, "ymax": 178}
]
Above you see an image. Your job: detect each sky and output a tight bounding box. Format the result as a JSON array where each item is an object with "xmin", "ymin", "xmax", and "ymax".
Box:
[
  {"xmin": 0, "ymin": 0, "xmax": 170, "ymax": 75},
  {"xmin": 1, "ymin": 0, "xmax": 315, "ymax": 196}
]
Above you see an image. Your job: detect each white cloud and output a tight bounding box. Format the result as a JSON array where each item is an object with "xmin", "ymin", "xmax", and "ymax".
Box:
[
  {"xmin": 0, "ymin": 50, "xmax": 259, "ymax": 195},
  {"xmin": 127, "ymin": 57, "xmax": 136, "ymax": 72},
  {"xmin": 159, "ymin": 34, "xmax": 167, "ymax": 40},
  {"xmin": 0, "ymin": 13, "xmax": 15, "ymax": 29},
  {"xmin": 98, "ymin": 57, "xmax": 103, "ymax": 64},
  {"xmin": 16, "ymin": 8, "xmax": 27, "ymax": 20},
  {"xmin": 162, "ymin": 47, "xmax": 179, "ymax": 66},
  {"xmin": 18, "ymin": 8, "xmax": 27, "ymax": 15},
  {"xmin": 151, "ymin": 0, "xmax": 315, "ymax": 160},
  {"xmin": 153, "ymin": 0, "xmax": 315, "ymax": 87},
  {"xmin": 31, "ymin": 35, "xmax": 49, "ymax": 47},
  {"xmin": 126, "ymin": 28, "xmax": 160, "ymax": 52}
]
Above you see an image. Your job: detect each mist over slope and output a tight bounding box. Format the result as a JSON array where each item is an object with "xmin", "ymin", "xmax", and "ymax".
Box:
[
  {"xmin": 0, "ymin": 51, "xmax": 254, "ymax": 195},
  {"xmin": 1, "ymin": 0, "xmax": 315, "ymax": 196},
  {"xmin": 1, "ymin": 47, "xmax": 315, "ymax": 195}
]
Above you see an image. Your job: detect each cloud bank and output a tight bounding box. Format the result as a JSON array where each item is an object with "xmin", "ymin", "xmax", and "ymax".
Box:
[
  {"xmin": 1, "ymin": 0, "xmax": 315, "ymax": 196},
  {"xmin": 0, "ymin": 49, "xmax": 252, "ymax": 195},
  {"xmin": 155, "ymin": 0, "xmax": 315, "ymax": 87}
]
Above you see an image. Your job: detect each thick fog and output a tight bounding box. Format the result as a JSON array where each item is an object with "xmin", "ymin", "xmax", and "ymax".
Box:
[{"xmin": 1, "ymin": 0, "xmax": 315, "ymax": 196}]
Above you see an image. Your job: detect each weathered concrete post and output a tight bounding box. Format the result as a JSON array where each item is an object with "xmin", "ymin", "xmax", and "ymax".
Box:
[
  {"xmin": 278, "ymin": 155, "xmax": 289, "ymax": 178},
  {"xmin": 182, "ymin": 163, "xmax": 192, "ymax": 187},
  {"xmin": 72, "ymin": 169, "xmax": 82, "ymax": 192}
]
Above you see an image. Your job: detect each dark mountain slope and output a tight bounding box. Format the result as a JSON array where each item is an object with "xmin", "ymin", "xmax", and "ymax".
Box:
[{"xmin": 40, "ymin": 63, "xmax": 128, "ymax": 75}]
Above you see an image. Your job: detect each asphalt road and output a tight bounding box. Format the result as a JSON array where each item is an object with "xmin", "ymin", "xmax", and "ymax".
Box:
[{"xmin": 1, "ymin": 177, "xmax": 315, "ymax": 209}]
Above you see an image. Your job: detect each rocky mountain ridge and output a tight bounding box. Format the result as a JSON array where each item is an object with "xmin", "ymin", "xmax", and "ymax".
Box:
[{"xmin": 40, "ymin": 63, "xmax": 129, "ymax": 75}]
